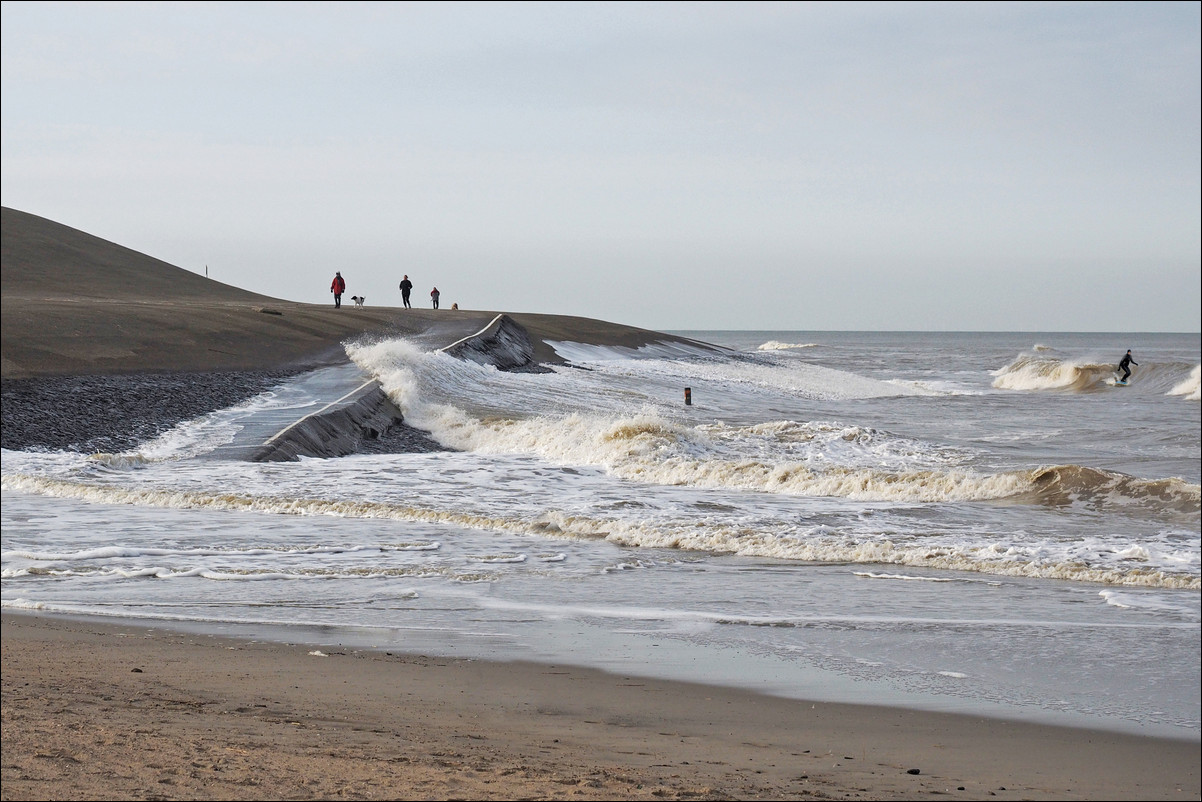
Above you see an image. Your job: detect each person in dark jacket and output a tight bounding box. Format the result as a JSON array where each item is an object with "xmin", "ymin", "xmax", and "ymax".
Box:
[
  {"xmin": 330, "ymin": 272, "xmax": 346, "ymax": 308},
  {"xmin": 1117, "ymin": 350, "xmax": 1138, "ymax": 383},
  {"xmin": 430, "ymin": 286, "xmax": 440, "ymax": 309},
  {"xmin": 398, "ymin": 275, "xmax": 413, "ymax": 308}
]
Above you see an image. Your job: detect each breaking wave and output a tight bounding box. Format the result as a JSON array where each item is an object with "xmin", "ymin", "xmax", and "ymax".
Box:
[
  {"xmin": 993, "ymin": 351, "xmax": 1200, "ymax": 396},
  {"xmin": 1168, "ymin": 365, "xmax": 1201, "ymax": 401},
  {"xmin": 2, "ymin": 472, "xmax": 1196, "ymax": 589},
  {"xmin": 991, "ymin": 352, "xmax": 1118, "ymax": 392},
  {"xmin": 335, "ymin": 338, "xmax": 1202, "ymax": 515},
  {"xmin": 1019, "ymin": 465, "xmax": 1200, "ymax": 515}
]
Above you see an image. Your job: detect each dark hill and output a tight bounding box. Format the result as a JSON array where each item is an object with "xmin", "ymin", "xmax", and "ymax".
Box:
[
  {"xmin": 1, "ymin": 207, "xmax": 711, "ymax": 379},
  {"xmin": 2, "ymin": 207, "xmax": 272, "ymax": 303}
]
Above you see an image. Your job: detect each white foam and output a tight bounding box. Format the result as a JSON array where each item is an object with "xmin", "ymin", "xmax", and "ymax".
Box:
[
  {"xmin": 757, "ymin": 341, "xmax": 817, "ymax": 351},
  {"xmin": 853, "ymin": 571, "xmax": 960, "ymax": 582},
  {"xmin": 5, "ymin": 472, "xmax": 1197, "ymax": 589},
  {"xmin": 1168, "ymin": 365, "xmax": 1200, "ymax": 401},
  {"xmin": 1099, "ymin": 588, "xmax": 1200, "ymax": 616},
  {"xmin": 1, "ymin": 598, "xmax": 46, "ymax": 610}
]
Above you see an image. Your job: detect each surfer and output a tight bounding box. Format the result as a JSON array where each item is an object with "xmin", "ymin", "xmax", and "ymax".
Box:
[{"xmin": 1117, "ymin": 350, "xmax": 1137, "ymax": 384}]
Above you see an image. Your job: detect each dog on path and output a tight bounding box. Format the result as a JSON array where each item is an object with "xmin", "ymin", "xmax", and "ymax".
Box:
[{"xmin": 351, "ymin": 296, "xmax": 365, "ymax": 308}]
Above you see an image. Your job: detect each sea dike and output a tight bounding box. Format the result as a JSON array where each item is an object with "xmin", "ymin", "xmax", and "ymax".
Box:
[{"xmin": 253, "ymin": 314, "xmax": 545, "ymax": 460}]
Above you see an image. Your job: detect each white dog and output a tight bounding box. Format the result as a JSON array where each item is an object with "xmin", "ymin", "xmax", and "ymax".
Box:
[{"xmin": 351, "ymin": 296, "xmax": 365, "ymax": 308}]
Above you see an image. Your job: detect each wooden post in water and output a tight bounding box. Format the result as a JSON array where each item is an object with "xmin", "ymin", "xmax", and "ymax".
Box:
[{"xmin": 684, "ymin": 387, "xmax": 692, "ymax": 405}]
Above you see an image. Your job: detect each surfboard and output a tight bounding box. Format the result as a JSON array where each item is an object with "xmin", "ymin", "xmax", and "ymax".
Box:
[{"xmin": 1113, "ymin": 379, "xmax": 1129, "ymax": 386}]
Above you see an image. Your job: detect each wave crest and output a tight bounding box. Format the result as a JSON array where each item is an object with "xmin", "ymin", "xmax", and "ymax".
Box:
[
  {"xmin": 1168, "ymin": 365, "xmax": 1201, "ymax": 401},
  {"xmin": 1023, "ymin": 465, "xmax": 1201, "ymax": 514},
  {"xmin": 991, "ymin": 353, "xmax": 1117, "ymax": 392}
]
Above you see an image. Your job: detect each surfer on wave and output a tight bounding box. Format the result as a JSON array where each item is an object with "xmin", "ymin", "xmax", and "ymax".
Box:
[{"xmin": 1117, "ymin": 350, "xmax": 1137, "ymax": 384}]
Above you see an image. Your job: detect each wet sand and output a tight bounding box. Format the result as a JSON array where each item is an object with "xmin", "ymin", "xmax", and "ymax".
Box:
[
  {"xmin": 3, "ymin": 207, "xmax": 1200, "ymax": 800},
  {"xmin": 3, "ymin": 612, "xmax": 1198, "ymax": 801}
]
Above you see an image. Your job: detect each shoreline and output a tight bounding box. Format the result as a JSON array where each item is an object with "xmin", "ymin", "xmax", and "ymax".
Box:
[
  {"xmin": 4, "ymin": 210, "xmax": 1200, "ymax": 800},
  {"xmin": 3, "ymin": 610, "xmax": 1199, "ymax": 801}
]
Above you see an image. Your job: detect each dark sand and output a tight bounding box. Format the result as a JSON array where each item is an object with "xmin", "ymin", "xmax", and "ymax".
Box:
[{"xmin": 2, "ymin": 207, "xmax": 1199, "ymax": 800}]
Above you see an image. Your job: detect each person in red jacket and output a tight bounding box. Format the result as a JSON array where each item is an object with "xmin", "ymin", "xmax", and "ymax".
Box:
[{"xmin": 330, "ymin": 272, "xmax": 346, "ymax": 308}]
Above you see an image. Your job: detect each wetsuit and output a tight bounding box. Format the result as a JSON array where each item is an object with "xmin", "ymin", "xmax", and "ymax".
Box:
[{"xmin": 1118, "ymin": 352, "xmax": 1137, "ymax": 382}]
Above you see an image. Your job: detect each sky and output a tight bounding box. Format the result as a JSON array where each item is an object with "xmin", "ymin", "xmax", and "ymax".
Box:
[{"xmin": 2, "ymin": 1, "xmax": 1199, "ymax": 332}]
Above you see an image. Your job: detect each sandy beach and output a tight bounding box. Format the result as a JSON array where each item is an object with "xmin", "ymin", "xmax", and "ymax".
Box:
[
  {"xmin": 3, "ymin": 207, "xmax": 1200, "ymax": 800},
  {"xmin": 4, "ymin": 612, "xmax": 1199, "ymax": 801}
]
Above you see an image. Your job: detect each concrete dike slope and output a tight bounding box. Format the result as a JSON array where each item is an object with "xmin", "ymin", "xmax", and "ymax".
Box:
[
  {"xmin": 249, "ymin": 375, "xmax": 410, "ymax": 462},
  {"xmin": 246, "ymin": 314, "xmax": 543, "ymax": 461},
  {"xmin": 438, "ymin": 313, "xmax": 548, "ymax": 373}
]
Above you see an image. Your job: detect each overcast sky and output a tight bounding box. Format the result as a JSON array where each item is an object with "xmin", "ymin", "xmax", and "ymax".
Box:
[{"xmin": 2, "ymin": 1, "xmax": 1199, "ymax": 331}]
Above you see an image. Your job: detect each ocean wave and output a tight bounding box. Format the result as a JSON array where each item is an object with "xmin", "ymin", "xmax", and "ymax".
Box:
[
  {"xmin": 348, "ymin": 337, "xmax": 955, "ymax": 477},
  {"xmin": 851, "ymin": 571, "xmax": 968, "ymax": 583},
  {"xmin": 372, "ymin": 402, "xmax": 1006, "ymax": 500},
  {"xmin": 348, "ymin": 336, "xmax": 936, "ymax": 430},
  {"xmin": 1168, "ymin": 365, "xmax": 1201, "ymax": 401},
  {"xmin": 991, "ymin": 352, "xmax": 1118, "ymax": 392},
  {"xmin": 85, "ymin": 452, "xmax": 156, "ymax": 470},
  {"xmin": 5, "ymin": 469, "xmax": 1198, "ymax": 590},
  {"xmin": 992, "ymin": 351, "xmax": 1200, "ymax": 395},
  {"xmin": 328, "ymin": 362, "xmax": 1200, "ymax": 513},
  {"xmin": 1019, "ymin": 465, "xmax": 1201, "ymax": 515},
  {"xmin": 757, "ymin": 341, "xmax": 817, "ymax": 351},
  {"xmin": 1098, "ymin": 588, "xmax": 1198, "ymax": 616},
  {"xmin": 11, "ymin": 395, "xmax": 1196, "ymax": 517}
]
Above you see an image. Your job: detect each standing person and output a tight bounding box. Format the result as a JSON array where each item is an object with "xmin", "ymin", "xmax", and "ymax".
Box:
[
  {"xmin": 330, "ymin": 271, "xmax": 346, "ymax": 308},
  {"xmin": 398, "ymin": 275, "xmax": 413, "ymax": 308},
  {"xmin": 1117, "ymin": 349, "xmax": 1138, "ymax": 384},
  {"xmin": 430, "ymin": 286, "xmax": 440, "ymax": 309}
]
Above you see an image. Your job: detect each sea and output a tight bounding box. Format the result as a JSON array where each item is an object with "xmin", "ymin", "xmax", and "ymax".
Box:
[{"xmin": 3, "ymin": 330, "xmax": 1199, "ymax": 740}]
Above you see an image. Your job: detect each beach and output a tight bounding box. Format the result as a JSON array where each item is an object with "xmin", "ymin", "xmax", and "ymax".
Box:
[
  {"xmin": 4, "ymin": 612, "xmax": 1199, "ymax": 801},
  {"xmin": 3, "ymin": 207, "xmax": 1200, "ymax": 800}
]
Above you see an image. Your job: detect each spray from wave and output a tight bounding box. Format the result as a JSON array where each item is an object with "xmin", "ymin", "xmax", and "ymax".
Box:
[{"xmin": 1168, "ymin": 365, "xmax": 1201, "ymax": 401}]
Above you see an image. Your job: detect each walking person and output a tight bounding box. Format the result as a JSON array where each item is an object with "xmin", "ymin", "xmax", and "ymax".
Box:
[
  {"xmin": 330, "ymin": 271, "xmax": 346, "ymax": 308},
  {"xmin": 1117, "ymin": 349, "xmax": 1138, "ymax": 384},
  {"xmin": 398, "ymin": 275, "xmax": 413, "ymax": 308},
  {"xmin": 430, "ymin": 286, "xmax": 440, "ymax": 309}
]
